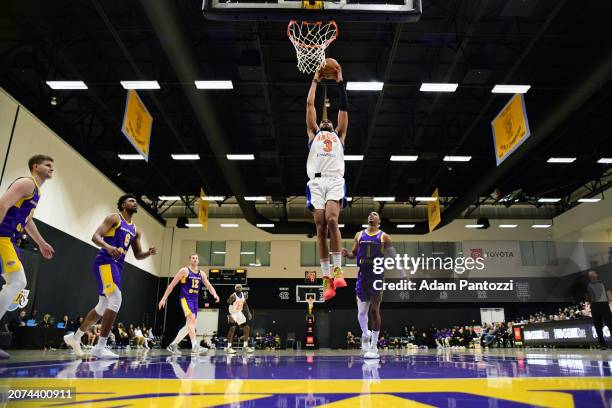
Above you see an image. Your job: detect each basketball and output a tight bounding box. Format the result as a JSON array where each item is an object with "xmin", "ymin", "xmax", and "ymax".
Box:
[{"xmin": 319, "ymin": 58, "xmax": 340, "ymax": 80}]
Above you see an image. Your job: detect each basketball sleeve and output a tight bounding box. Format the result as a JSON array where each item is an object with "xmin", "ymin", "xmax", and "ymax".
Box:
[{"xmin": 338, "ymin": 81, "xmax": 348, "ymax": 111}]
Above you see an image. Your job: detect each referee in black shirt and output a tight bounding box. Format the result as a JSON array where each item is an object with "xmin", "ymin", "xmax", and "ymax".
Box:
[{"xmin": 586, "ymin": 270, "xmax": 612, "ymax": 349}]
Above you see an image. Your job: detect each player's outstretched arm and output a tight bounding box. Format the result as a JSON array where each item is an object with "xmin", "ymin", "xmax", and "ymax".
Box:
[
  {"xmin": 24, "ymin": 220, "xmax": 54, "ymax": 259},
  {"xmin": 132, "ymin": 229, "xmax": 157, "ymax": 260},
  {"xmin": 335, "ymin": 66, "xmax": 348, "ymax": 143},
  {"xmin": 383, "ymin": 233, "xmax": 406, "ymax": 277},
  {"xmin": 158, "ymin": 268, "xmax": 188, "ymax": 309},
  {"xmin": 306, "ymin": 71, "xmax": 321, "ymax": 142}
]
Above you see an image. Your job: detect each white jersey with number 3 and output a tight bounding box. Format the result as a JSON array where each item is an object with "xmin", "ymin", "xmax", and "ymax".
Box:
[{"xmin": 307, "ymin": 130, "xmax": 344, "ymax": 180}]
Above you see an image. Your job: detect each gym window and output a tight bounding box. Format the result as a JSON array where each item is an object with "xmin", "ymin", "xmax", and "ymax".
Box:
[
  {"xmin": 240, "ymin": 241, "xmax": 271, "ymax": 266},
  {"xmin": 195, "ymin": 241, "xmax": 226, "ymax": 266}
]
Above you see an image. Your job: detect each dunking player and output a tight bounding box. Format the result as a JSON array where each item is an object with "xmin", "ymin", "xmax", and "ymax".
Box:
[
  {"xmin": 342, "ymin": 212, "xmax": 401, "ymax": 359},
  {"xmin": 225, "ymin": 284, "xmax": 254, "ymax": 354},
  {"xmin": 306, "ymin": 64, "xmax": 349, "ymax": 301},
  {"xmin": 159, "ymin": 253, "xmax": 220, "ymax": 355},
  {"xmin": 0, "ymin": 155, "xmax": 55, "ymax": 359},
  {"xmin": 64, "ymin": 194, "xmax": 156, "ymax": 359}
]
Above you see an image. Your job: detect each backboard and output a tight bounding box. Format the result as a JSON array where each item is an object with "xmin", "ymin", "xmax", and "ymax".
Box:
[
  {"xmin": 296, "ymin": 284, "xmax": 325, "ymax": 303},
  {"xmin": 202, "ymin": 0, "xmax": 422, "ymax": 22}
]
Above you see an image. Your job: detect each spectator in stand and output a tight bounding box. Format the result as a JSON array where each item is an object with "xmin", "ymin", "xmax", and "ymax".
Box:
[
  {"xmin": 417, "ymin": 332, "xmax": 429, "ymax": 349},
  {"xmin": 59, "ymin": 315, "xmax": 72, "ymax": 330},
  {"xmin": 265, "ymin": 331, "xmax": 275, "ymax": 350},
  {"xmin": 9, "ymin": 310, "xmax": 26, "ymax": 331},
  {"xmin": 133, "ymin": 326, "xmax": 146, "ymax": 349},
  {"xmin": 145, "ymin": 327, "xmax": 155, "ymax": 348},
  {"xmin": 28, "ymin": 309, "xmax": 38, "ymax": 325},
  {"xmin": 86, "ymin": 324, "xmax": 99, "ymax": 347},
  {"xmin": 484, "ymin": 324, "xmax": 499, "ymax": 348},
  {"xmin": 274, "ymin": 334, "xmax": 281, "ymax": 349},
  {"xmin": 39, "ymin": 314, "xmax": 53, "ymax": 328},
  {"xmin": 128, "ymin": 324, "xmax": 136, "ymax": 339},
  {"xmin": 377, "ymin": 335, "xmax": 389, "ymax": 350},
  {"xmin": 115, "ymin": 323, "xmax": 129, "ymax": 348},
  {"xmin": 346, "ymin": 331, "xmax": 356, "ymax": 349}
]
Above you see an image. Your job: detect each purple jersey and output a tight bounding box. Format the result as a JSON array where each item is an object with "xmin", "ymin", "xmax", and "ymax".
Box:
[
  {"xmin": 94, "ymin": 213, "xmax": 136, "ymax": 266},
  {"xmin": 355, "ymin": 229, "xmax": 385, "ymax": 300},
  {"xmin": 0, "ymin": 177, "xmax": 40, "ymax": 238},
  {"xmin": 180, "ymin": 267, "xmax": 203, "ymax": 299}
]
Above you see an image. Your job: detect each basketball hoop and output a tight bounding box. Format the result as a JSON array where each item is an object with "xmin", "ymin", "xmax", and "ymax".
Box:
[
  {"xmin": 287, "ymin": 20, "xmax": 338, "ymax": 74},
  {"xmin": 306, "ymin": 297, "xmax": 315, "ymax": 315}
]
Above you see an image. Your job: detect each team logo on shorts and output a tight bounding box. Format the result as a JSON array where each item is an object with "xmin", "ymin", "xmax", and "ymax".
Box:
[
  {"xmin": 7, "ymin": 260, "xmax": 16, "ymax": 266},
  {"xmin": 6, "ymin": 288, "xmax": 29, "ymax": 311}
]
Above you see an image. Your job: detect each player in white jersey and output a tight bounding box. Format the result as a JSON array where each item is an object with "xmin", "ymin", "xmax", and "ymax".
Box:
[
  {"xmin": 225, "ymin": 284, "xmax": 254, "ymax": 354},
  {"xmin": 306, "ymin": 65, "xmax": 349, "ymax": 301}
]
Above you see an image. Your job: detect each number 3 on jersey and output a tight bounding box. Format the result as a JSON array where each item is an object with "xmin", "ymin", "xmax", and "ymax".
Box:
[{"xmin": 323, "ymin": 139, "xmax": 332, "ymax": 152}]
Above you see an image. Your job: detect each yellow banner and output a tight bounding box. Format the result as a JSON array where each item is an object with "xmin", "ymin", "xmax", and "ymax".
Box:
[
  {"xmin": 428, "ymin": 188, "xmax": 441, "ymax": 232},
  {"xmin": 121, "ymin": 90, "xmax": 153, "ymax": 161},
  {"xmin": 198, "ymin": 188, "xmax": 209, "ymax": 231},
  {"xmin": 491, "ymin": 93, "xmax": 531, "ymax": 166}
]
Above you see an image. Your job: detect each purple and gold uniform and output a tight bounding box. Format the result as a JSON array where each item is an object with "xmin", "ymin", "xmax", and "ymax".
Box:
[
  {"xmin": 0, "ymin": 177, "xmax": 40, "ymax": 275},
  {"xmin": 92, "ymin": 213, "xmax": 136, "ymax": 296},
  {"xmin": 355, "ymin": 229, "xmax": 385, "ymax": 302},
  {"xmin": 179, "ymin": 267, "xmax": 203, "ymax": 317}
]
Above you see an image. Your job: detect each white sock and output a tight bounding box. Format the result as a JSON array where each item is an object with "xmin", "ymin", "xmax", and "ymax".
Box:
[
  {"xmin": 97, "ymin": 336, "xmax": 108, "ymax": 347},
  {"xmin": 371, "ymin": 331, "xmax": 380, "ymax": 347},
  {"xmin": 172, "ymin": 325, "xmax": 189, "ymax": 345},
  {"xmin": 320, "ymin": 258, "xmax": 330, "ymax": 277},
  {"xmin": 74, "ymin": 329, "xmax": 85, "ymax": 341},
  {"xmin": 331, "ymin": 252, "xmax": 342, "ymax": 268},
  {"xmin": 243, "ymin": 341, "xmax": 248, "ymax": 347}
]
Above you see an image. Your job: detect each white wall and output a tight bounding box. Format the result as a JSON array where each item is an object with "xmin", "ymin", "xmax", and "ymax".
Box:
[
  {"xmin": 0, "ymin": 91, "xmax": 19, "ymax": 177},
  {"xmin": 0, "ymin": 87, "xmax": 167, "ymax": 276}
]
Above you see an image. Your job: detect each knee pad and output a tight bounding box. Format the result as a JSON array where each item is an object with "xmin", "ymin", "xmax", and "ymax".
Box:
[
  {"xmin": 106, "ymin": 288, "xmax": 122, "ymax": 312},
  {"xmin": 94, "ymin": 296, "xmax": 108, "ymax": 315}
]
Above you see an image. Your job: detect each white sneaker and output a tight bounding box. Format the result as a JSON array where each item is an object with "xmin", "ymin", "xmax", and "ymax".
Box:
[
  {"xmin": 364, "ymin": 346, "xmax": 380, "ymax": 359},
  {"xmin": 226, "ymin": 347, "xmax": 236, "ymax": 354},
  {"xmin": 92, "ymin": 346, "xmax": 119, "ymax": 360},
  {"xmin": 191, "ymin": 346, "xmax": 208, "ymax": 355},
  {"xmin": 243, "ymin": 346, "xmax": 255, "ymax": 353},
  {"xmin": 167, "ymin": 344, "xmax": 181, "ymax": 355},
  {"xmin": 64, "ymin": 334, "xmax": 84, "ymax": 358},
  {"xmin": 361, "ymin": 335, "xmax": 371, "ymax": 353}
]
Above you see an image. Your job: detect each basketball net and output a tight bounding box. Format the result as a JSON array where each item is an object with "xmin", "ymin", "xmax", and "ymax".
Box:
[
  {"xmin": 287, "ymin": 20, "xmax": 338, "ymax": 74},
  {"xmin": 306, "ymin": 298, "xmax": 315, "ymax": 315}
]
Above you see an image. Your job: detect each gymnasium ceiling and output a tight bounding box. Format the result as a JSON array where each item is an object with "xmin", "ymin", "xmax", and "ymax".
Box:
[{"xmin": 1, "ymin": 0, "xmax": 611, "ymax": 228}]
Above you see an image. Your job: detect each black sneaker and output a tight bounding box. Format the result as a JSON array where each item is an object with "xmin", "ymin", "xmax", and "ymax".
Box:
[{"xmin": 599, "ymin": 345, "xmax": 607, "ymax": 350}]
